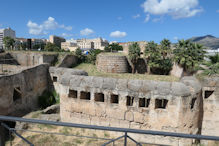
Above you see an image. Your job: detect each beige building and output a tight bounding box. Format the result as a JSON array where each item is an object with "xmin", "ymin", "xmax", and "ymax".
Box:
[
  {"xmin": 119, "ymin": 41, "xmax": 147, "ymax": 55},
  {"xmin": 0, "ymin": 27, "xmax": 16, "ymax": 49},
  {"xmin": 77, "ymin": 38, "xmax": 108, "ymax": 50},
  {"xmin": 61, "ymin": 42, "xmax": 78, "ymax": 52},
  {"xmin": 49, "ymin": 35, "xmax": 66, "ymax": 47}
]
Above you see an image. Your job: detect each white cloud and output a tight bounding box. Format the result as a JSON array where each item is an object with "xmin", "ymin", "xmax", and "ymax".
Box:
[
  {"xmin": 144, "ymin": 14, "xmax": 150, "ymax": 22},
  {"xmin": 61, "ymin": 33, "xmax": 73, "ymax": 37},
  {"xmin": 110, "ymin": 31, "xmax": 127, "ymax": 38},
  {"xmin": 80, "ymin": 28, "xmax": 94, "ymax": 36},
  {"xmin": 27, "ymin": 21, "xmax": 45, "ymax": 35},
  {"xmin": 141, "ymin": 0, "xmax": 203, "ymax": 19},
  {"xmin": 133, "ymin": 14, "xmax": 141, "ymax": 19},
  {"xmin": 27, "ymin": 17, "xmax": 72, "ymax": 35}
]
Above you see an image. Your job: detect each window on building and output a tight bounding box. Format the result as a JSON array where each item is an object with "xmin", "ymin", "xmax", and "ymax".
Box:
[
  {"xmin": 155, "ymin": 99, "xmax": 168, "ymax": 109},
  {"xmin": 13, "ymin": 87, "xmax": 22, "ymax": 102},
  {"xmin": 80, "ymin": 91, "xmax": 90, "ymax": 100},
  {"xmin": 204, "ymin": 90, "xmax": 214, "ymax": 99},
  {"xmin": 110, "ymin": 94, "xmax": 119, "ymax": 104},
  {"xmin": 190, "ymin": 98, "xmax": 197, "ymax": 109},
  {"xmin": 53, "ymin": 76, "xmax": 57, "ymax": 82},
  {"xmin": 139, "ymin": 98, "xmax": 150, "ymax": 108},
  {"xmin": 126, "ymin": 96, "xmax": 134, "ymax": 106},
  {"xmin": 94, "ymin": 93, "xmax": 104, "ymax": 102},
  {"xmin": 68, "ymin": 90, "xmax": 77, "ymax": 98}
]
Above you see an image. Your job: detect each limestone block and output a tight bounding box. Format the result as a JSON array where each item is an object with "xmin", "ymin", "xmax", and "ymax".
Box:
[
  {"xmin": 128, "ymin": 80, "xmax": 143, "ymax": 92},
  {"xmin": 130, "ymin": 122, "xmax": 141, "ymax": 129},
  {"xmin": 156, "ymin": 82, "xmax": 171, "ymax": 95},
  {"xmin": 69, "ymin": 76, "xmax": 83, "ymax": 87},
  {"xmin": 102, "ymin": 78, "xmax": 116, "ymax": 90},
  {"xmin": 125, "ymin": 111, "xmax": 134, "ymax": 122},
  {"xmin": 119, "ymin": 120, "xmax": 130, "ymax": 128},
  {"xmin": 134, "ymin": 112, "xmax": 144, "ymax": 124},
  {"xmin": 116, "ymin": 79, "xmax": 128, "ymax": 91},
  {"xmin": 105, "ymin": 108, "xmax": 125, "ymax": 120},
  {"xmin": 92, "ymin": 77, "xmax": 103, "ymax": 88},
  {"xmin": 171, "ymin": 82, "xmax": 191, "ymax": 96}
]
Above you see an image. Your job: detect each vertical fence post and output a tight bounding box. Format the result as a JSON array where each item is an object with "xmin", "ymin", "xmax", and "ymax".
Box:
[
  {"xmin": 0, "ymin": 123, "xmax": 6, "ymax": 146},
  {"xmin": 124, "ymin": 132, "xmax": 127, "ymax": 146}
]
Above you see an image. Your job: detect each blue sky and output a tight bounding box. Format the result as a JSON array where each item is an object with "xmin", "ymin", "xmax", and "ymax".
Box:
[{"xmin": 0, "ymin": 0, "xmax": 219, "ymax": 43}]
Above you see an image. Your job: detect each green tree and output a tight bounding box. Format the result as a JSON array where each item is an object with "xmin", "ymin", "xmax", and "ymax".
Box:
[
  {"xmin": 144, "ymin": 40, "xmax": 173, "ymax": 75},
  {"xmin": 33, "ymin": 43, "xmax": 46, "ymax": 50},
  {"xmin": 75, "ymin": 47, "xmax": 85, "ymax": 63},
  {"xmin": 44, "ymin": 43, "xmax": 60, "ymax": 52},
  {"xmin": 3, "ymin": 37, "xmax": 15, "ymax": 50},
  {"xmin": 128, "ymin": 42, "xmax": 141, "ymax": 73},
  {"xmin": 86, "ymin": 49, "xmax": 102, "ymax": 64},
  {"xmin": 174, "ymin": 40, "xmax": 206, "ymax": 74},
  {"xmin": 202, "ymin": 53, "xmax": 219, "ymax": 76},
  {"xmin": 104, "ymin": 43, "xmax": 123, "ymax": 52}
]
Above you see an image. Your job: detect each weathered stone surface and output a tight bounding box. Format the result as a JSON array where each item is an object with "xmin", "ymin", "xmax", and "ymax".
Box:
[
  {"xmin": 96, "ymin": 54, "xmax": 129, "ymax": 73},
  {"xmin": 171, "ymin": 82, "xmax": 191, "ymax": 96},
  {"xmin": 42, "ymin": 104, "xmax": 60, "ymax": 114},
  {"xmin": 128, "ymin": 80, "xmax": 143, "ymax": 92},
  {"xmin": 102, "ymin": 78, "xmax": 116, "ymax": 90},
  {"xmin": 0, "ymin": 64, "xmax": 49, "ymax": 116},
  {"xmin": 125, "ymin": 111, "xmax": 134, "ymax": 122}
]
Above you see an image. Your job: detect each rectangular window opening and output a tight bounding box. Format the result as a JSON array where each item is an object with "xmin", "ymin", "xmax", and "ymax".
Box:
[
  {"xmin": 13, "ymin": 87, "xmax": 22, "ymax": 102},
  {"xmin": 190, "ymin": 98, "xmax": 197, "ymax": 109},
  {"xmin": 53, "ymin": 76, "xmax": 57, "ymax": 82},
  {"xmin": 126, "ymin": 96, "xmax": 134, "ymax": 106},
  {"xmin": 94, "ymin": 93, "xmax": 104, "ymax": 102},
  {"xmin": 68, "ymin": 90, "xmax": 77, "ymax": 98},
  {"xmin": 139, "ymin": 98, "xmax": 150, "ymax": 108},
  {"xmin": 80, "ymin": 91, "xmax": 90, "ymax": 100},
  {"xmin": 204, "ymin": 90, "xmax": 214, "ymax": 99},
  {"xmin": 155, "ymin": 99, "xmax": 168, "ymax": 109},
  {"xmin": 111, "ymin": 94, "xmax": 119, "ymax": 104}
]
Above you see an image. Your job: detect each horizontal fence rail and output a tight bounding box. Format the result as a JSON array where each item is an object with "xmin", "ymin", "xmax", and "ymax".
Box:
[{"xmin": 1, "ymin": 115, "xmax": 219, "ymax": 146}]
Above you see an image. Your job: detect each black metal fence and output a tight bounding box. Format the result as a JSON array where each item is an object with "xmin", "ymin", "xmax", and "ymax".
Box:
[{"xmin": 0, "ymin": 115, "xmax": 219, "ymax": 146}]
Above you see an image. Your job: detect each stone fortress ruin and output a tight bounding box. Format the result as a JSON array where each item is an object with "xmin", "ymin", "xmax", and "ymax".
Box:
[{"xmin": 0, "ymin": 51, "xmax": 218, "ymax": 146}]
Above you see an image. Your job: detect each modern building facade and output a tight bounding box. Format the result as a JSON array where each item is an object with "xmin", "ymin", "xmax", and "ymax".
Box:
[
  {"xmin": 61, "ymin": 42, "xmax": 78, "ymax": 52},
  {"xmin": 0, "ymin": 27, "xmax": 16, "ymax": 49},
  {"xmin": 49, "ymin": 35, "xmax": 66, "ymax": 48},
  {"xmin": 77, "ymin": 38, "xmax": 109, "ymax": 50}
]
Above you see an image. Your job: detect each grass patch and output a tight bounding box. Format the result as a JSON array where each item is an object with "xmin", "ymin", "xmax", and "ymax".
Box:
[
  {"xmin": 74, "ymin": 63, "xmax": 179, "ymax": 82},
  {"xmin": 37, "ymin": 124, "xmax": 56, "ymax": 130},
  {"xmin": 60, "ymin": 127, "xmax": 72, "ymax": 135},
  {"xmin": 75, "ymin": 138, "xmax": 83, "ymax": 144},
  {"xmin": 31, "ymin": 111, "xmax": 42, "ymax": 118}
]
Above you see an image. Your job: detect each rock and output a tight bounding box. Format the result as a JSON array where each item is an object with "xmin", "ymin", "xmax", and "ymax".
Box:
[{"xmin": 42, "ymin": 104, "xmax": 60, "ymax": 114}]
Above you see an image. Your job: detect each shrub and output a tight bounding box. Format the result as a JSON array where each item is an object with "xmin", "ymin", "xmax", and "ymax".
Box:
[
  {"xmin": 86, "ymin": 49, "xmax": 102, "ymax": 64},
  {"xmin": 38, "ymin": 90, "xmax": 59, "ymax": 109}
]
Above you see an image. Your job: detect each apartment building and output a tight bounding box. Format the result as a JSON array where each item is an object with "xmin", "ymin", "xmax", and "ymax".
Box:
[
  {"xmin": 61, "ymin": 42, "xmax": 78, "ymax": 52},
  {"xmin": 0, "ymin": 27, "xmax": 16, "ymax": 49},
  {"xmin": 77, "ymin": 38, "xmax": 108, "ymax": 50},
  {"xmin": 49, "ymin": 35, "xmax": 66, "ymax": 47}
]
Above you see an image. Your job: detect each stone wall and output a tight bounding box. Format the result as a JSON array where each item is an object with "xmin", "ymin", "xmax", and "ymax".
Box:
[
  {"xmin": 201, "ymin": 77, "xmax": 219, "ymax": 145},
  {"xmin": 52, "ymin": 67, "xmax": 202, "ymax": 145},
  {"xmin": 0, "ymin": 64, "xmax": 49, "ymax": 116},
  {"xmin": 57, "ymin": 55, "xmax": 78, "ymax": 68},
  {"xmin": 9, "ymin": 52, "xmax": 58, "ymax": 66},
  {"xmin": 96, "ymin": 54, "xmax": 129, "ymax": 73},
  {"xmin": 0, "ymin": 53, "xmax": 19, "ymax": 65}
]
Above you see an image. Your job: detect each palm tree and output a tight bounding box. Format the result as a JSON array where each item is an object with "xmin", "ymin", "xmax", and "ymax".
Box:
[{"xmin": 128, "ymin": 42, "xmax": 141, "ymax": 73}]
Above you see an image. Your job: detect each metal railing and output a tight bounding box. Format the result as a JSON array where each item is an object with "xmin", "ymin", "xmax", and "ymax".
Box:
[{"xmin": 0, "ymin": 115, "xmax": 219, "ymax": 146}]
